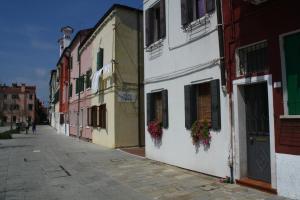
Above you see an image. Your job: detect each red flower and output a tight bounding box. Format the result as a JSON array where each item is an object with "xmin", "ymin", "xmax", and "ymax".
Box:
[{"xmin": 147, "ymin": 121, "xmax": 163, "ymax": 139}]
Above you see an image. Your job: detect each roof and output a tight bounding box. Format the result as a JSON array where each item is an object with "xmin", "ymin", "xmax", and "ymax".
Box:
[
  {"xmin": 78, "ymin": 4, "xmax": 142, "ymax": 50},
  {"xmin": 68, "ymin": 28, "xmax": 93, "ymax": 51},
  {"xmin": 0, "ymin": 85, "xmax": 36, "ymax": 94},
  {"xmin": 56, "ymin": 28, "xmax": 93, "ymax": 67}
]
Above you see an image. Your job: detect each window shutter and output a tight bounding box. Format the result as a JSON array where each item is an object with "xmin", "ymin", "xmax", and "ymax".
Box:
[
  {"xmin": 145, "ymin": 9, "xmax": 153, "ymax": 47},
  {"xmin": 181, "ymin": 0, "xmax": 192, "ymax": 26},
  {"xmin": 97, "ymin": 48, "xmax": 104, "ymax": 70},
  {"xmin": 147, "ymin": 93, "xmax": 155, "ymax": 124},
  {"xmin": 162, "ymin": 90, "xmax": 168, "ymax": 128},
  {"xmin": 102, "ymin": 105, "xmax": 106, "ymax": 129},
  {"xmin": 206, "ymin": 0, "xmax": 215, "ymax": 13},
  {"xmin": 76, "ymin": 79, "xmax": 79, "ymax": 94},
  {"xmin": 210, "ymin": 79, "xmax": 221, "ymax": 130},
  {"xmin": 185, "ymin": 85, "xmax": 197, "ymax": 129},
  {"xmin": 69, "ymin": 84, "xmax": 72, "ymax": 97},
  {"xmin": 160, "ymin": 0, "xmax": 166, "ymax": 39}
]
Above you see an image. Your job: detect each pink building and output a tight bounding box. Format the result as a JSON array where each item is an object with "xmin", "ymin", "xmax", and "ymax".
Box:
[
  {"xmin": 0, "ymin": 83, "xmax": 36, "ymax": 124},
  {"xmin": 68, "ymin": 29, "xmax": 93, "ymax": 139}
]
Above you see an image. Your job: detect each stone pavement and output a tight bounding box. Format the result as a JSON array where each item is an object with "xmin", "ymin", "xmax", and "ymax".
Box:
[{"xmin": 0, "ymin": 126, "xmax": 290, "ymax": 200}]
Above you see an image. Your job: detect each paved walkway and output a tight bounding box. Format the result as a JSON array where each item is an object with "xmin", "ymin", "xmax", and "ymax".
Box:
[{"xmin": 0, "ymin": 126, "xmax": 290, "ymax": 200}]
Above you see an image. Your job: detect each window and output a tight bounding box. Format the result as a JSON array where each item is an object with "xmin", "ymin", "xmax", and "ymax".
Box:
[
  {"xmin": 60, "ymin": 114, "xmax": 64, "ymax": 124},
  {"xmin": 181, "ymin": 0, "xmax": 215, "ymax": 27},
  {"xmin": 3, "ymin": 104, "xmax": 7, "ymax": 111},
  {"xmin": 97, "ymin": 48, "xmax": 104, "ymax": 70},
  {"xmin": 3, "ymin": 116, "xmax": 7, "ymax": 123},
  {"xmin": 145, "ymin": 0, "xmax": 166, "ymax": 47},
  {"xmin": 76, "ymin": 76, "xmax": 84, "ymax": 94},
  {"xmin": 12, "ymin": 94, "xmax": 19, "ymax": 99},
  {"xmin": 85, "ymin": 70, "xmax": 92, "ymax": 89},
  {"xmin": 237, "ymin": 41, "xmax": 268, "ymax": 76},
  {"xmin": 4, "ymin": 94, "xmax": 7, "ymax": 99},
  {"xmin": 98, "ymin": 104, "xmax": 106, "ymax": 128},
  {"xmin": 146, "ymin": 90, "xmax": 168, "ymax": 128},
  {"xmin": 28, "ymin": 104, "xmax": 33, "ymax": 111},
  {"xmin": 282, "ymin": 32, "xmax": 300, "ymax": 115},
  {"xmin": 69, "ymin": 84, "xmax": 73, "ymax": 97},
  {"xmin": 28, "ymin": 116, "xmax": 32, "ymax": 123},
  {"xmin": 29, "ymin": 94, "xmax": 33, "ymax": 100},
  {"xmin": 10, "ymin": 104, "xmax": 19, "ymax": 111},
  {"xmin": 13, "ymin": 116, "xmax": 16, "ymax": 122},
  {"xmin": 88, "ymin": 105, "xmax": 106, "ymax": 128},
  {"xmin": 185, "ymin": 79, "xmax": 220, "ymax": 130}
]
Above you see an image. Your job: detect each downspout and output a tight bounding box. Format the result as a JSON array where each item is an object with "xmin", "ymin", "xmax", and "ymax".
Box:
[
  {"xmin": 137, "ymin": 11, "xmax": 142, "ymax": 147},
  {"xmin": 77, "ymin": 36, "xmax": 81, "ymax": 140},
  {"xmin": 216, "ymin": 0, "xmax": 234, "ymax": 183}
]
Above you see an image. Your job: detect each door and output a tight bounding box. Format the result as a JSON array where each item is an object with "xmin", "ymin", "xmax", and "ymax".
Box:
[{"xmin": 245, "ymin": 83, "xmax": 271, "ymax": 183}]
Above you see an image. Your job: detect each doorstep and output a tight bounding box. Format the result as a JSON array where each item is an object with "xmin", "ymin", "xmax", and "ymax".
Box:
[
  {"xmin": 236, "ymin": 177, "xmax": 277, "ymax": 194},
  {"xmin": 119, "ymin": 147, "xmax": 145, "ymax": 158}
]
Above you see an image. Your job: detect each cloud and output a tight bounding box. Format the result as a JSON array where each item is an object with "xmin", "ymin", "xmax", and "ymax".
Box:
[
  {"xmin": 31, "ymin": 39, "xmax": 56, "ymax": 51},
  {"xmin": 34, "ymin": 68, "xmax": 47, "ymax": 77}
]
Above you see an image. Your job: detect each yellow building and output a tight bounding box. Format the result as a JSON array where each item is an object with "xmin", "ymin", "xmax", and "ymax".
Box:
[{"xmin": 78, "ymin": 4, "xmax": 144, "ymax": 148}]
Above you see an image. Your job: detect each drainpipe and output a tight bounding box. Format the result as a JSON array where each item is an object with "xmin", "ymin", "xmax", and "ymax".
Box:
[
  {"xmin": 216, "ymin": 0, "xmax": 234, "ymax": 183},
  {"xmin": 137, "ymin": 11, "xmax": 142, "ymax": 147},
  {"xmin": 77, "ymin": 37, "xmax": 81, "ymax": 140}
]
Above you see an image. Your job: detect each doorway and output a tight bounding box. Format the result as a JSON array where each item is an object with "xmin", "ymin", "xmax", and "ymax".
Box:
[{"xmin": 245, "ymin": 83, "xmax": 271, "ymax": 183}]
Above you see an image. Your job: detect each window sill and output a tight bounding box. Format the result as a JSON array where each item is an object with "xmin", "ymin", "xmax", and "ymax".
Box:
[
  {"xmin": 145, "ymin": 38, "xmax": 164, "ymax": 52},
  {"xmin": 181, "ymin": 14, "xmax": 210, "ymax": 32},
  {"xmin": 280, "ymin": 115, "xmax": 300, "ymax": 119}
]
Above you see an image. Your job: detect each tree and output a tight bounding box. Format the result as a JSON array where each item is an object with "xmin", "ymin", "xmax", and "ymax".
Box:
[{"xmin": 0, "ymin": 93, "xmax": 4, "ymax": 126}]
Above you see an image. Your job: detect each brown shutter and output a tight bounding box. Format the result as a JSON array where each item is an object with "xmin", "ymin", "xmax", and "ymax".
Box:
[
  {"xmin": 162, "ymin": 90, "xmax": 168, "ymax": 128},
  {"xmin": 145, "ymin": 9, "xmax": 153, "ymax": 47},
  {"xmin": 160, "ymin": 0, "xmax": 166, "ymax": 39},
  {"xmin": 147, "ymin": 93, "xmax": 155, "ymax": 124},
  {"xmin": 185, "ymin": 85, "xmax": 197, "ymax": 129},
  {"xmin": 181, "ymin": 0, "xmax": 192, "ymax": 26},
  {"xmin": 206, "ymin": 0, "xmax": 215, "ymax": 13},
  {"xmin": 102, "ymin": 105, "xmax": 106, "ymax": 129},
  {"xmin": 210, "ymin": 79, "xmax": 221, "ymax": 130}
]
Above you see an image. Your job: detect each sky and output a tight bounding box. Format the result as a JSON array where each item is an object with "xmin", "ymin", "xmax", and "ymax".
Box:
[{"xmin": 0, "ymin": 0, "xmax": 142, "ymax": 106}]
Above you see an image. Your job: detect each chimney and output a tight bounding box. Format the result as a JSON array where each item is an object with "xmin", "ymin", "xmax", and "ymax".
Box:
[
  {"xmin": 21, "ymin": 83, "xmax": 26, "ymax": 92},
  {"xmin": 58, "ymin": 26, "xmax": 74, "ymax": 56}
]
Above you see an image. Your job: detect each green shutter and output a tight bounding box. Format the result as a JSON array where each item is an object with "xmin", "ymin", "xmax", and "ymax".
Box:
[
  {"xmin": 284, "ymin": 33, "xmax": 300, "ymax": 115},
  {"xmin": 97, "ymin": 48, "xmax": 104, "ymax": 70}
]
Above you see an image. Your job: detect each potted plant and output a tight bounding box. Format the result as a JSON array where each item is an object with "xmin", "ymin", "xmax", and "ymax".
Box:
[
  {"xmin": 147, "ymin": 120, "xmax": 163, "ymax": 139},
  {"xmin": 190, "ymin": 120, "xmax": 211, "ymax": 147}
]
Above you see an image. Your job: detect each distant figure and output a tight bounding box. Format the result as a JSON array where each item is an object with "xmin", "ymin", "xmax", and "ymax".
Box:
[
  {"xmin": 25, "ymin": 121, "xmax": 29, "ymax": 134},
  {"xmin": 32, "ymin": 122, "xmax": 36, "ymax": 134}
]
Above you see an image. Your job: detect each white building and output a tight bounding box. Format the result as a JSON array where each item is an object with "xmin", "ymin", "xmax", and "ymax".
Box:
[{"xmin": 144, "ymin": 0, "xmax": 231, "ymax": 178}]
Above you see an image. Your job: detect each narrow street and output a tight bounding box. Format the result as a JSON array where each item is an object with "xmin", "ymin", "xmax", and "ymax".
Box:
[{"xmin": 0, "ymin": 126, "xmax": 289, "ymax": 200}]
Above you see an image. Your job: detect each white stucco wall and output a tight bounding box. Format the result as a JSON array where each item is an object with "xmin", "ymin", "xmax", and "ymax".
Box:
[
  {"xmin": 144, "ymin": 0, "xmax": 230, "ymax": 178},
  {"xmin": 277, "ymin": 153, "xmax": 300, "ymax": 200}
]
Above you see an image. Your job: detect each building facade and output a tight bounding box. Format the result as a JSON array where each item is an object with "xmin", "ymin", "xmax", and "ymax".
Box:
[
  {"xmin": 144, "ymin": 0, "xmax": 230, "ymax": 178},
  {"xmin": 49, "ymin": 70, "xmax": 59, "ymax": 129},
  {"xmin": 0, "ymin": 83, "xmax": 36, "ymax": 125},
  {"xmin": 53, "ymin": 26, "xmax": 74, "ymax": 135},
  {"xmin": 69, "ymin": 29, "xmax": 93, "ymax": 139},
  {"xmin": 78, "ymin": 4, "xmax": 144, "ymax": 148},
  {"xmin": 222, "ymin": 0, "xmax": 300, "ymax": 198}
]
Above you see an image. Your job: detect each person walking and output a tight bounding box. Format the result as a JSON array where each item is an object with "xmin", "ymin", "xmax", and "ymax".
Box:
[
  {"xmin": 32, "ymin": 122, "xmax": 36, "ymax": 134},
  {"xmin": 25, "ymin": 120, "xmax": 29, "ymax": 134}
]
